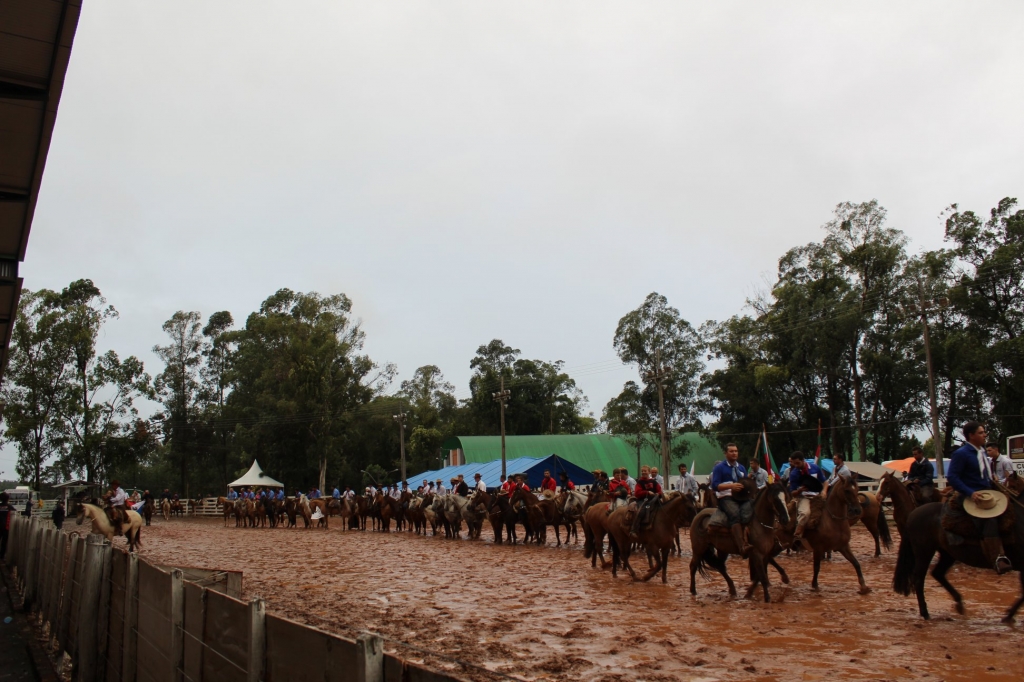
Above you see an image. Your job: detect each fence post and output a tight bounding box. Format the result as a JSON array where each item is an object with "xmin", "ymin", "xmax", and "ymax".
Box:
[
  {"xmin": 57, "ymin": 533, "xmax": 81, "ymax": 650},
  {"xmin": 95, "ymin": 544, "xmax": 114, "ymax": 682},
  {"xmin": 77, "ymin": 534, "xmax": 106, "ymax": 682},
  {"xmin": 356, "ymin": 633, "xmax": 384, "ymax": 682},
  {"xmin": 170, "ymin": 568, "xmax": 185, "ymax": 682},
  {"xmin": 247, "ymin": 598, "xmax": 266, "ymax": 682},
  {"xmin": 47, "ymin": 530, "xmax": 66, "ymax": 632},
  {"xmin": 121, "ymin": 553, "xmax": 139, "ymax": 682},
  {"xmin": 23, "ymin": 518, "xmax": 40, "ymax": 608},
  {"xmin": 6, "ymin": 513, "xmax": 19, "ymax": 570}
]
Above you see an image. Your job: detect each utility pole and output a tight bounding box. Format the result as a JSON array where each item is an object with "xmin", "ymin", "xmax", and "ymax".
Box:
[
  {"xmin": 908, "ymin": 278, "xmax": 949, "ymax": 486},
  {"xmin": 644, "ymin": 349, "xmax": 672, "ymax": 481},
  {"xmin": 393, "ymin": 409, "xmax": 407, "ymax": 483},
  {"xmin": 492, "ymin": 376, "xmax": 511, "ymax": 479}
]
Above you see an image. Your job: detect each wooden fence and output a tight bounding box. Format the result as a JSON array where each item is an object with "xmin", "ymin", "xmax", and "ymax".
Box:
[{"xmin": 4, "ymin": 514, "xmax": 469, "ymax": 682}]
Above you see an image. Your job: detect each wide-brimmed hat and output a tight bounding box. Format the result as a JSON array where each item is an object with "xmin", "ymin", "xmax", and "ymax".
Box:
[{"xmin": 963, "ymin": 490, "xmax": 1008, "ymax": 518}]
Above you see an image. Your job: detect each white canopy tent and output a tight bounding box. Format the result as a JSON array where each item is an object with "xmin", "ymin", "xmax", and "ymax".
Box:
[{"xmin": 227, "ymin": 460, "xmax": 284, "ymax": 488}]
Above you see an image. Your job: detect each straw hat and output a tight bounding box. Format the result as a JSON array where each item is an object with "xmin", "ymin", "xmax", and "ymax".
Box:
[{"xmin": 963, "ymin": 490, "xmax": 1008, "ymax": 518}]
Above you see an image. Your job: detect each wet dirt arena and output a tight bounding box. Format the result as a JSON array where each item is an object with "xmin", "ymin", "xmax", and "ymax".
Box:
[{"xmin": 97, "ymin": 517, "xmax": 1023, "ymax": 681}]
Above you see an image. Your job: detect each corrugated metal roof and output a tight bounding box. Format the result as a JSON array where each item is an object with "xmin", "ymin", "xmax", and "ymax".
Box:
[
  {"xmin": 440, "ymin": 433, "xmax": 725, "ymax": 478},
  {"xmin": 404, "ymin": 455, "xmax": 595, "ymax": 490},
  {"xmin": 0, "ymin": 0, "xmax": 81, "ymax": 384}
]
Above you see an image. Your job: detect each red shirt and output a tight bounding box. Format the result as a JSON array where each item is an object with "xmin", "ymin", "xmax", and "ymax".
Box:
[
  {"xmin": 609, "ymin": 478, "xmax": 631, "ymax": 498},
  {"xmin": 541, "ymin": 477, "xmax": 557, "ymax": 492},
  {"xmin": 500, "ymin": 480, "xmax": 515, "ymax": 494},
  {"xmin": 516, "ymin": 482, "xmax": 531, "ymax": 492},
  {"xmin": 633, "ymin": 477, "xmax": 662, "ymax": 499},
  {"xmin": 561, "ymin": 480, "xmax": 575, "ymax": 491}
]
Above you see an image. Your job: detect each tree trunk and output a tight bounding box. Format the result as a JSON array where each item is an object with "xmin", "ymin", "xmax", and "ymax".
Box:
[{"xmin": 850, "ymin": 342, "xmax": 867, "ymax": 462}]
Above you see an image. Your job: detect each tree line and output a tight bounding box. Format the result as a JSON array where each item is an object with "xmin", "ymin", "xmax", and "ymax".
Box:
[{"xmin": 2, "ymin": 197, "xmax": 1021, "ymax": 493}]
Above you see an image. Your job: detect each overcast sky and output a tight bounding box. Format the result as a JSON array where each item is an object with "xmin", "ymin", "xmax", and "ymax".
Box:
[{"xmin": 6, "ymin": 2, "xmax": 1023, "ymax": 477}]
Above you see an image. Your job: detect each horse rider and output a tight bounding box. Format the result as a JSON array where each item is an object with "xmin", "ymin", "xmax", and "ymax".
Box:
[
  {"xmin": 651, "ymin": 466, "xmax": 664, "ymax": 488},
  {"xmin": 342, "ymin": 487, "xmax": 354, "ymax": 500},
  {"xmin": 107, "ymin": 479, "xmax": 130, "ymax": 534},
  {"xmin": 558, "ymin": 472, "xmax": 575, "ymax": 492},
  {"xmin": 472, "ymin": 473, "xmax": 487, "ymax": 493},
  {"xmin": 747, "ymin": 459, "xmax": 768, "ymax": 490},
  {"xmin": 141, "ymin": 489, "xmax": 154, "ymax": 519},
  {"xmin": 625, "ymin": 469, "xmax": 637, "ymax": 490},
  {"xmin": 275, "ymin": 488, "xmax": 285, "ymax": 501},
  {"xmin": 500, "ymin": 476, "xmax": 515, "ymax": 495},
  {"xmin": 591, "ymin": 470, "xmax": 609, "ymax": 494},
  {"xmin": 710, "ymin": 444, "xmax": 753, "ymax": 557},
  {"xmin": 677, "ymin": 463, "xmax": 700, "ymax": 503},
  {"xmin": 906, "ymin": 446, "xmax": 936, "ymax": 501},
  {"xmin": 161, "ymin": 488, "xmax": 171, "ymax": 501},
  {"xmin": 628, "ymin": 465, "xmax": 663, "ymax": 540},
  {"xmin": 947, "ymin": 421, "xmax": 1012, "ymax": 574},
  {"xmin": 454, "ymin": 476, "xmax": 470, "ymax": 497},
  {"xmin": 228, "ymin": 488, "xmax": 239, "ymax": 501},
  {"xmin": 434, "ymin": 479, "xmax": 446, "ymax": 495},
  {"xmin": 609, "ymin": 469, "xmax": 630, "ymax": 509},
  {"xmin": 823, "ymin": 453, "xmax": 852, "ymax": 497},
  {"xmin": 988, "ymin": 442, "xmax": 1014, "ymax": 485},
  {"xmin": 539, "ymin": 470, "xmax": 557, "ymax": 494},
  {"xmin": 789, "ymin": 451, "xmax": 825, "ymax": 543}
]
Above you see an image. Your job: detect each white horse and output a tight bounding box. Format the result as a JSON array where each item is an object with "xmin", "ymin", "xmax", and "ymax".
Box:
[{"xmin": 76, "ymin": 503, "xmax": 143, "ymax": 552}]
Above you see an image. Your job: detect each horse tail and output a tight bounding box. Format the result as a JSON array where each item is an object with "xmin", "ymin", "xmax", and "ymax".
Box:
[
  {"xmin": 892, "ymin": 537, "xmax": 915, "ymax": 596},
  {"xmin": 582, "ymin": 521, "xmax": 594, "ymax": 559},
  {"xmin": 695, "ymin": 546, "xmax": 716, "ymax": 581},
  {"xmin": 877, "ymin": 505, "xmax": 893, "ymax": 551}
]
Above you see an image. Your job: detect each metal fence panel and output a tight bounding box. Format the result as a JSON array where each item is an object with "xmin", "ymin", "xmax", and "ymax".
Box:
[
  {"xmin": 136, "ymin": 561, "xmax": 178, "ymax": 682},
  {"xmin": 264, "ymin": 613, "xmax": 359, "ymax": 682},
  {"xmin": 202, "ymin": 589, "xmax": 252, "ymax": 682}
]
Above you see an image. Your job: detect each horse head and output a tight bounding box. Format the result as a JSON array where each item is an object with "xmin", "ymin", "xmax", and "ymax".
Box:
[{"xmin": 764, "ymin": 481, "xmax": 789, "ymax": 526}]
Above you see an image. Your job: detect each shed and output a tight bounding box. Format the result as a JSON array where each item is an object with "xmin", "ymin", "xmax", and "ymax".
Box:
[
  {"xmin": 405, "ymin": 455, "xmax": 594, "ymax": 490},
  {"xmin": 228, "ymin": 460, "xmax": 284, "ymax": 488}
]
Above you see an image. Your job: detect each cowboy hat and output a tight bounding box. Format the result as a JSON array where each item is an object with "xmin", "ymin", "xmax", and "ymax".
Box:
[{"xmin": 963, "ymin": 490, "xmax": 1008, "ymax": 518}]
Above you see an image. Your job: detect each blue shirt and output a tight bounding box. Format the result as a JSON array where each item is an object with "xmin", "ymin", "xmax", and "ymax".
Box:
[
  {"xmin": 228, "ymin": 491, "xmax": 237, "ymax": 500},
  {"xmin": 711, "ymin": 460, "xmax": 747, "ymax": 498},
  {"xmin": 946, "ymin": 443, "xmax": 992, "ymax": 497},
  {"xmin": 332, "ymin": 488, "xmax": 340, "ymax": 499},
  {"xmin": 276, "ymin": 490, "xmax": 284, "ymax": 500},
  {"xmin": 788, "ymin": 462, "xmax": 825, "ymax": 493}
]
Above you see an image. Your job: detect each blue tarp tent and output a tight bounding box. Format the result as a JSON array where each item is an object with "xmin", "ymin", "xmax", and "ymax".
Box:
[{"xmin": 403, "ymin": 455, "xmax": 595, "ymax": 490}]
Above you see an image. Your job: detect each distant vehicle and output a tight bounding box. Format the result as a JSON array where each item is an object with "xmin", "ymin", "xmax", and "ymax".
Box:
[{"xmin": 4, "ymin": 485, "xmax": 37, "ymax": 507}]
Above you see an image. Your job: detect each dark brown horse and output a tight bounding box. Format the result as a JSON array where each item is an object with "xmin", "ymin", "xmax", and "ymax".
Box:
[
  {"xmin": 581, "ymin": 489, "xmax": 615, "ymax": 569},
  {"xmin": 689, "ymin": 480, "xmax": 790, "ymax": 601},
  {"xmin": 850, "ymin": 489, "xmax": 891, "ymax": 557},
  {"xmin": 875, "ymin": 471, "xmax": 917, "ymax": 538},
  {"xmin": 630, "ymin": 492, "xmax": 699, "ymax": 583},
  {"xmin": 511, "ymin": 488, "xmax": 562, "ymax": 545},
  {"xmin": 893, "ymin": 486, "xmax": 1024, "ymax": 622},
  {"xmin": 800, "ymin": 476, "xmax": 871, "ymax": 594},
  {"xmin": 488, "ymin": 492, "xmax": 520, "ymax": 545}
]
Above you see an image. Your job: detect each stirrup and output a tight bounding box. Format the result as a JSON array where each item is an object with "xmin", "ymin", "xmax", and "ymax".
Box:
[{"xmin": 995, "ymin": 555, "xmax": 1012, "ymax": 575}]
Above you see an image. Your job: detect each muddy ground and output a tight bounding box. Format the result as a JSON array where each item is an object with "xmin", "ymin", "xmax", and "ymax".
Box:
[{"xmin": 93, "ymin": 516, "xmax": 1023, "ymax": 681}]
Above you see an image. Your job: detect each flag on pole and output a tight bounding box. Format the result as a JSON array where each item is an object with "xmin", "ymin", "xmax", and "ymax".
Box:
[
  {"xmin": 814, "ymin": 419, "xmax": 823, "ymax": 467},
  {"xmin": 761, "ymin": 425, "xmax": 778, "ymax": 480}
]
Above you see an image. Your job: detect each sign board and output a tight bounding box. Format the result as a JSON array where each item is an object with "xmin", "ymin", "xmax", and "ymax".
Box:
[{"xmin": 1009, "ymin": 434, "xmax": 1024, "ymax": 477}]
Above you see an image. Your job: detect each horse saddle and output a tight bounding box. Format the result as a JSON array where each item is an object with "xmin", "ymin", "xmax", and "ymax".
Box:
[
  {"xmin": 707, "ymin": 509, "xmax": 729, "ymax": 528},
  {"xmin": 940, "ymin": 493, "xmax": 1015, "ymax": 545}
]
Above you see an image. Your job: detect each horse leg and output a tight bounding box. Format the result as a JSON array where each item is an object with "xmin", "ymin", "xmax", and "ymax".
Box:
[
  {"xmin": 714, "ymin": 550, "xmax": 737, "ymax": 598},
  {"xmin": 1002, "ymin": 570, "xmax": 1024, "ymax": 624},
  {"xmin": 929, "ymin": 550, "xmax": 963, "ymax": 615},
  {"xmin": 837, "ymin": 544, "xmax": 871, "ymax": 595},
  {"xmin": 868, "ymin": 518, "xmax": 881, "ymax": 558},
  {"xmin": 661, "ymin": 547, "xmax": 670, "ymax": 583},
  {"xmin": 768, "ymin": 557, "xmax": 790, "ymax": 585},
  {"xmin": 811, "ymin": 549, "xmax": 823, "ymax": 591}
]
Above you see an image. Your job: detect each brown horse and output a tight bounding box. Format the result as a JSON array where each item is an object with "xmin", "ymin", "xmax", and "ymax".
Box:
[
  {"xmin": 488, "ymin": 492, "xmax": 520, "ymax": 545},
  {"xmin": 375, "ymin": 493, "xmax": 401, "ymax": 532},
  {"xmin": 689, "ymin": 480, "xmax": 790, "ymax": 601},
  {"xmin": 697, "ymin": 483, "xmax": 718, "ymax": 509},
  {"xmin": 511, "ymin": 488, "xmax": 563, "ymax": 545},
  {"xmin": 800, "ymin": 476, "xmax": 871, "ymax": 594},
  {"xmin": 581, "ymin": 489, "xmax": 617, "ymax": 569},
  {"xmin": 142, "ymin": 499, "xmax": 154, "ymax": 526},
  {"xmin": 893, "ymin": 487, "xmax": 1024, "ymax": 622},
  {"xmin": 850, "ymin": 490, "xmax": 891, "ymax": 557},
  {"xmin": 875, "ymin": 471, "xmax": 917, "ymax": 538},
  {"xmin": 630, "ymin": 492, "xmax": 699, "ymax": 583}
]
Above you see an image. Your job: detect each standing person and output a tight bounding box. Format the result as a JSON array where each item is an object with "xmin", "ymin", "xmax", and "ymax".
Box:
[
  {"xmin": 747, "ymin": 459, "xmax": 768, "ymax": 490},
  {"xmin": 628, "ymin": 465, "xmax": 662, "ymax": 539},
  {"xmin": 0, "ymin": 492, "xmax": 12, "ymax": 561},
  {"xmin": 52, "ymin": 500, "xmax": 66, "ymax": 530},
  {"xmin": 710, "ymin": 443, "xmax": 752, "ymax": 557},
  {"xmin": 558, "ymin": 472, "xmax": 575, "ymax": 492},
  {"xmin": 540, "ymin": 471, "xmax": 557, "ymax": 494},
  {"xmin": 651, "ymin": 467, "xmax": 664, "ymax": 488},
  {"xmin": 625, "ymin": 469, "xmax": 637, "ymax": 490},
  {"xmin": 987, "ymin": 442, "xmax": 1014, "ymax": 485},
  {"xmin": 788, "ymin": 452, "xmax": 825, "ymax": 542},
  {"xmin": 677, "ymin": 463, "xmax": 700, "ymax": 503},
  {"xmin": 947, "ymin": 422, "xmax": 1011, "ymax": 573}
]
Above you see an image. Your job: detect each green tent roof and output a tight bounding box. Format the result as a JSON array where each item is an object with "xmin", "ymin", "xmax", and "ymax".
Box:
[{"xmin": 440, "ymin": 433, "xmax": 723, "ymax": 477}]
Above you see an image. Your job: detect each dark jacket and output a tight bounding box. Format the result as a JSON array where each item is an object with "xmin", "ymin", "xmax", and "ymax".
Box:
[
  {"xmin": 946, "ymin": 443, "xmax": 992, "ymax": 497},
  {"xmin": 907, "ymin": 457, "xmax": 935, "ymax": 484},
  {"xmin": 52, "ymin": 505, "xmax": 66, "ymax": 528}
]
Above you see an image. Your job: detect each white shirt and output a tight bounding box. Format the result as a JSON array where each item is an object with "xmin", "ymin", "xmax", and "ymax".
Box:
[
  {"xmin": 475, "ymin": 480, "xmax": 487, "ymax": 492},
  {"xmin": 626, "ymin": 476, "xmax": 637, "ymax": 489},
  {"xmin": 653, "ymin": 474, "xmax": 664, "ymax": 487},
  {"xmin": 343, "ymin": 490, "xmax": 354, "ymax": 499},
  {"xmin": 677, "ymin": 473, "xmax": 699, "ymax": 498},
  {"xmin": 110, "ymin": 488, "xmax": 128, "ymax": 506},
  {"xmin": 993, "ymin": 454, "xmax": 1014, "ymax": 484},
  {"xmin": 435, "ymin": 485, "xmax": 447, "ymax": 495}
]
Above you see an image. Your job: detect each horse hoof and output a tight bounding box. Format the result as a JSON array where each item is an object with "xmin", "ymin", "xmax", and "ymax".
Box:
[
  {"xmin": 1000, "ymin": 616, "xmax": 1014, "ymax": 625},
  {"xmin": 858, "ymin": 586, "xmax": 872, "ymax": 596},
  {"xmin": 955, "ymin": 602, "xmax": 965, "ymax": 615},
  {"xmin": 780, "ymin": 576, "xmax": 790, "ymax": 585}
]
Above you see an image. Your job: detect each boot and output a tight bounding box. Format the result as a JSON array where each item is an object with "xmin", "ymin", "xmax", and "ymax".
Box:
[
  {"xmin": 730, "ymin": 524, "xmax": 751, "ymax": 558},
  {"xmin": 981, "ymin": 538, "xmax": 1012, "ymax": 575}
]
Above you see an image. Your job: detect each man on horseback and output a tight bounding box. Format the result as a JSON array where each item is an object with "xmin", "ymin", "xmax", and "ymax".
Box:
[
  {"xmin": 540, "ymin": 470, "xmax": 557, "ymax": 493},
  {"xmin": 106, "ymin": 479, "xmax": 129, "ymax": 534},
  {"xmin": 677, "ymin": 463, "xmax": 700, "ymax": 502},
  {"xmin": 906, "ymin": 446, "xmax": 936, "ymax": 502},
  {"xmin": 823, "ymin": 453, "xmax": 852, "ymax": 496},
  {"xmin": 747, "ymin": 459, "xmax": 768, "ymax": 490},
  {"xmin": 628, "ymin": 465, "xmax": 662, "ymax": 540},
  {"xmin": 946, "ymin": 422, "xmax": 1012, "ymax": 574},
  {"xmin": 558, "ymin": 472, "xmax": 575, "ymax": 492},
  {"xmin": 789, "ymin": 451, "xmax": 825, "ymax": 543},
  {"xmin": 710, "ymin": 444, "xmax": 752, "ymax": 557}
]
